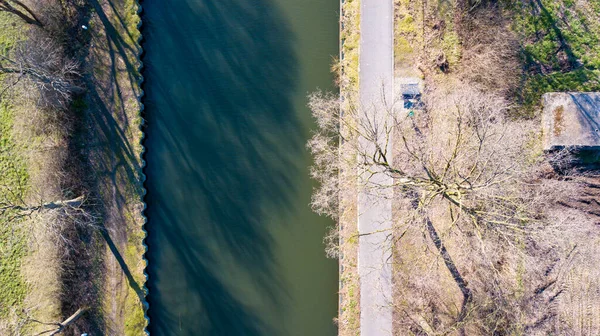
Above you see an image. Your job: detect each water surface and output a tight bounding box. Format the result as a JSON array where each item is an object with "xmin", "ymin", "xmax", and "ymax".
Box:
[{"xmin": 142, "ymin": 0, "xmax": 339, "ymax": 334}]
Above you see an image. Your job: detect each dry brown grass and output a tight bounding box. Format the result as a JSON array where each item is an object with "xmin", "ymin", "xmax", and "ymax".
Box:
[
  {"xmin": 523, "ymin": 173, "xmax": 600, "ymax": 334},
  {"xmin": 456, "ymin": 4, "xmax": 521, "ymax": 98},
  {"xmin": 17, "ymin": 97, "xmax": 66, "ymax": 333}
]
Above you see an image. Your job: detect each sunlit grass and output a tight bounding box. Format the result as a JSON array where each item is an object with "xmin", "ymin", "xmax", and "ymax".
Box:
[
  {"xmin": 0, "ymin": 101, "xmax": 30, "ymax": 318},
  {"xmin": 512, "ymin": 0, "xmax": 600, "ymax": 116}
]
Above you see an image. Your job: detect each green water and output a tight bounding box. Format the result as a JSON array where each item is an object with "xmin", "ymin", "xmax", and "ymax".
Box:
[{"xmin": 142, "ymin": 0, "xmax": 339, "ymax": 334}]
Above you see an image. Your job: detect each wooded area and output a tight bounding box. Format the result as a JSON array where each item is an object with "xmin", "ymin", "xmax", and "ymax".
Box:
[{"xmin": 314, "ymin": 0, "xmax": 600, "ymax": 334}]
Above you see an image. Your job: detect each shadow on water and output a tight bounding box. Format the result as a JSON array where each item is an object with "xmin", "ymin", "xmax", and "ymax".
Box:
[{"xmin": 141, "ymin": 0, "xmax": 301, "ymax": 334}]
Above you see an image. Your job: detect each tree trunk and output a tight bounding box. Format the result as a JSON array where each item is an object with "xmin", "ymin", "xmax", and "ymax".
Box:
[
  {"xmin": 33, "ymin": 308, "xmax": 86, "ymax": 336},
  {"xmin": 0, "ymin": 195, "xmax": 85, "ymax": 213},
  {"xmin": 48, "ymin": 308, "xmax": 86, "ymax": 335}
]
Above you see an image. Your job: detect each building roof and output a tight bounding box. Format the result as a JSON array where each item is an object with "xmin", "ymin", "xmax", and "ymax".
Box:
[
  {"xmin": 542, "ymin": 92, "xmax": 600, "ymax": 150},
  {"xmin": 401, "ymin": 83, "xmax": 420, "ymax": 96}
]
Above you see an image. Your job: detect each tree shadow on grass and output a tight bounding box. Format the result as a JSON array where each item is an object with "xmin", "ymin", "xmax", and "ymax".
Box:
[
  {"xmin": 99, "ymin": 228, "xmax": 146, "ymax": 304},
  {"xmin": 530, "ymin": 0, "xmax": 580, "ymax": 69},
  {"xmin": 88, "ymin": 0, "xmax": 142, "ymax": 93},
  {"xmin": 57, "ymin": 0, "xmax": 148, "ymax": 333}
]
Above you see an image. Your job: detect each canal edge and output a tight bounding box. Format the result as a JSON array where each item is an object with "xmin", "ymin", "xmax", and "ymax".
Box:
[
  {"xmin": 338, "ymin": 0, "xmax": 361, "ymax": 334},
  {"xmin": 133, "ymin": 0, "xmax": 151, "ymax": 334}
]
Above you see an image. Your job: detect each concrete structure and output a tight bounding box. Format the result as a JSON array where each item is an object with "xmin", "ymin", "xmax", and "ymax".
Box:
[
  {"xmin": 401, "ymin": 83, "xmax": 420, "ymax": 98},
  {"xmin": 398, "ymin": 77, "xmax": 422, "ymax": 98},
  {"xmin": 542, "ymin": 92, "xmax": 600, "ymax": 151},
  {"xmin": 398, "ymin": 77, "xmax": 423, "ymax": 110},
  {"xmin": 358, "ymin": 0, "xmax": 394, "ymax": 334}
]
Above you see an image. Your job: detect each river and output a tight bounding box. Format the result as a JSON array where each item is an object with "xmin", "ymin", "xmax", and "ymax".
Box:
[{"xmin": 141, "ymin": 0, "xmax": 339, "ymax": 334}]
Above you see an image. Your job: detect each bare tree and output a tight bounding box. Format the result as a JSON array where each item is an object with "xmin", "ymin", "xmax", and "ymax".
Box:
[
  {"xmin": 307, "ymin": 82, "xmax": 569, "ymax": 333},
  {"xmin": 310, "ymin": 83, "xmax": 534, "ymax": 226},
  {"xmin": 2, "ymin": 307, "xmax": 87, "ymax": 336},
  {"xmin": 32, "ymin": 308, "xmax": 86, "ymax": 336},
  {"xmin": 308, "ymin": 91, "xmax": 344, "ymax": 220},
  {"xmin": 0, "ymin": 183, "xmax": 97, "ymax": 245},
  {"xmin": 0, "ymin": 194, "xmax": 85, "ymax": 216},
  {"xmin": 0, "ymin": 0, "xmax": 43, "ymax": 27},
  {"xmin": 0, "ymin": 36, "xmax": 82, "ymax": 109}
]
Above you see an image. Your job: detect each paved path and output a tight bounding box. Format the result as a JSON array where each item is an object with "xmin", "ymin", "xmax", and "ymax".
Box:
[{"xmin": 358, "ymin": 0, "xmax": 394, "ymax": 334}]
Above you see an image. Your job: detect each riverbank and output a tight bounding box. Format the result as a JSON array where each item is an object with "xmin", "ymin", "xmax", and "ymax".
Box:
[
  {"xmin": 0, "ymin": 1, "xmax": 146, "ymax": 334},
  {"xmin": 338, "ymin": 0, "xmax": 360, "ymax": 334},
  {"xmin": 83, "ymin": 0, "xmax": 147, "ymax": 334}
]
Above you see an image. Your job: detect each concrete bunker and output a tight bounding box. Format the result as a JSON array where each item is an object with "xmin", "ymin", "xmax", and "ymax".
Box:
[{"xmin": 542, "ymin": 92, "xmax": 600, "ymax": 151}]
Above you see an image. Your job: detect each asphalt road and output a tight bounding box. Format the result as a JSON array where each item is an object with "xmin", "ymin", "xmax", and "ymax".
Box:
[{"xmin": 357, "ymin": 0, "xmax": 394, "ymax": 334}]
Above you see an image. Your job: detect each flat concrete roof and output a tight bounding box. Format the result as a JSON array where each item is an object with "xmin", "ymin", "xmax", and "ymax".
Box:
[
  {"xmin": 542, "ymin": 92, "xmax": 600, "ymax": 150},
  {"xmin": 395, "ymin": 77, "xmax": 423, "ymax": 101},
  {"xmin": 401, "ymin": 83, "xmax": 420, "ymax": 96}
]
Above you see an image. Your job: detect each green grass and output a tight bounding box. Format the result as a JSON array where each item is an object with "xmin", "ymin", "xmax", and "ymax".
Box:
[
  {"xmin": 397, "ymin": 14, "xmax": 416, "ymax": 33},
  {"xmin": 395, "ymin": 36, "xmax": 413, "ymax": 62},
  {"xmin": 341, "ymin": 273, "xmax": 360, "ymax": 336},
  {"xmin": 124, "ymin": 0, "xmax": 142, "ymax": 43},
  {"xmin": 511, "ymin": 0, "xmax": 600, "ymax": 116},
  {"xmin": 0, "ymin": 13, "xmax": 25, "ymax": 54},
  {"xmin": 394, "ymin": 0, "xmax": 417, "ymax": 53},
  {"xmin": 0, "ymin": 12, "xmax": 31, "ymax": 320},
  {"xmin": 0, "ymin": 101, "xmax": 30, "ymax": 318},
  {"xmin": 521, "ymin": 69, "xmax": 600, "ymax": 110},
  {"xmin": 120, "ymin": 0, "xmax": 142, "ymax": 82},
  {"xmin": 441, "ymin": 31, "xmax": 461, "ymax": 67}
]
